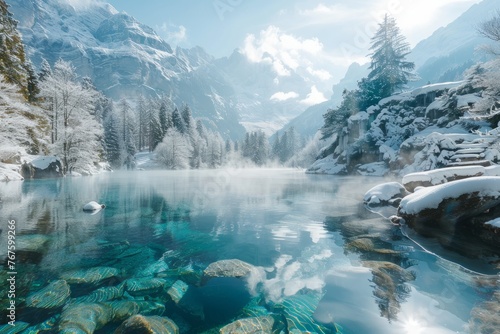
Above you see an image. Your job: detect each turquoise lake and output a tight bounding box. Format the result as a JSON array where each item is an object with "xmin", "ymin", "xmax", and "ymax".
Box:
[{"xmin": 0, "ymin": 169, "xmax": 498, "ymax": 333}]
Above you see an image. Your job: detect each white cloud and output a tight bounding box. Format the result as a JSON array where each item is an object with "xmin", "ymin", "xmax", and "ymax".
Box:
[
  {"xmin": 300, "ymin": 85, "xmax": 327, "ymax": 106},
  {"xmin": 157, "ymin": 23, "xmax": 187, "ymax": 46},
  {"xmin": 270, "ymin": 91, "xmax": 299, "ymax": 102},
  {"xmin": 242, "ymin": 25, "xmax": 324, "ymax": 77},
  {"xmin": 300, "ymin": 3, "xmax": 360, "ymax": 20},
  {"xmin": 307, "ymin": 67, "xmax": 332, "ymax": 81}
]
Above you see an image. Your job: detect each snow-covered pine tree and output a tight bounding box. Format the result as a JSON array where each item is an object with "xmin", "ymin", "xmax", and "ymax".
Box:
[
  {"xmin": 172, "ymin": 107, "xmax": 186, "ymax": 134},
  {"xmin": 118, "ymin": 99, "xmax": 137, "ymax": 168},
  {"xmin": 0, "ymin": 0, "xmax": 29, "ymax": 99},
  {"xmin": 103, "ymin": 103, "xmax": 122, "ymax": 168},
  {"xmin": 367, "ymin": 14, "xmax": 415, "ymax": 103}
]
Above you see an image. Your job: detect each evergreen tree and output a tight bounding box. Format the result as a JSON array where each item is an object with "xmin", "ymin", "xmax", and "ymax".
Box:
[
  {"xmin": 38, "ymin": 58, "xmax": 52, "ymax": 82},
  {"xmin": 367, "ymin": 14, "xmax": 415, "ymax": 99},
  {"xmin": 25, "ymin": 60, "xmax": 40, "ymax": 103},
  {"xmin": 159, "ymin": 101, "xmax": 168, "ymax": 136},
  {"xmin": 181, "ymin": 105, "xmax": 194, "ymax": 130},
  {"xmin": 103, "ymin": 105, "xmax": 122, "ymax": 168},
  {"xmin": 172, "ymin": 107, "xmax": 186, "ymax": 134},
  {"xmin": 0, "ymin": 0, "xmax": 29, "ymax": 98}
]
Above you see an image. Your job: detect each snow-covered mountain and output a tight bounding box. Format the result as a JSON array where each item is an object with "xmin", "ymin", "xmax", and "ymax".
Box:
[
  {"xmin": 7, "ymin": 0, "xmax": 331, "ymax": 138},
  {"xmin": 278, "ymin": 0, "xmax": 497, "ymax": 139},
  {"xmin": 408, "ymin": 0, "xmax": 496, "ymax": 86},
  {"xmin": 7, "ymin": 0, "xmax": 247, "ymax": 138}
]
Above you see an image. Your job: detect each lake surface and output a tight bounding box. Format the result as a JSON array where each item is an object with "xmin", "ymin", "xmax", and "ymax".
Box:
[{"xmin": 0, "ymin": 169, "xmax": 498, "ymax": 333}]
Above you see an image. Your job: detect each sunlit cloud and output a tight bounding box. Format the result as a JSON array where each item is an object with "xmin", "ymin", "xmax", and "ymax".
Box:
[
  {"xmin": 242, "ymin": 25, "xmax": 324, "ymax": 77},
  {"xmin": 270, "ymin": 91, "xmax": 299, "ymax": 102},
  {"xmin": 157, "ymin": 23, "xmax": 187, "ymax": 46},
  {"xmin": 300, "ymin": 85, "xmax": 327, "ymax": 105}
]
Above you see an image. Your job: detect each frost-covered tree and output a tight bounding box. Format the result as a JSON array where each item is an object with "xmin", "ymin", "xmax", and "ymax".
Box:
[
  {"xmin": 39, "ymin": 59, "xmax": 103, "ymax": 173},
  {"xmin": 155, "ymin": 128, "xmax": 192, "ymax": 169},
  {"xmin": 367, "ymin": 14, "xmax": 415, "ymax": 102},
  {"xmin": 478, "ymin": 10, "xmax": 500, "ymax": 55}
]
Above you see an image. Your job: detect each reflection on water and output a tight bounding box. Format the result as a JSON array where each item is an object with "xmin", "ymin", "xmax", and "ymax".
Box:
[{"xmin": 0, "ymin": 169, "xmax": 498, "ymax": 333}]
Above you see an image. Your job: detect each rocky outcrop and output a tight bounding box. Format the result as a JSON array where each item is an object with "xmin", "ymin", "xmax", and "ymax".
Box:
[
  {"xmin": 21, "ymin": 156, "xmax": 63, "ymax": 179},
  {"xmin": 309, "ymin": 81, "xmax": 500, "ymax": 176}
]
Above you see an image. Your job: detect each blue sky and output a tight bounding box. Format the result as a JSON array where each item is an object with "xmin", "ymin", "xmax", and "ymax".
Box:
[{"xmin": 105, "ymin": 0, "xmax": 482, "ymax": 83}]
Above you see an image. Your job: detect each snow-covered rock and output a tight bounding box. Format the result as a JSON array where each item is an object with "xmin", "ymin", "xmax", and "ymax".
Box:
[
  {"xmin": 398, "ymin": 177, "xmax": 500, "ymax": 234},
  {"xmin": 402, "ymin": 165, "xmax": 500, "ymax": 192},
  {"xmin": 20, "ymin": 156, "xmax": 63, "ymax": 179},
  {"xmin": 364, "ymin": 182, "xmax": 409, "ymax": 207}
]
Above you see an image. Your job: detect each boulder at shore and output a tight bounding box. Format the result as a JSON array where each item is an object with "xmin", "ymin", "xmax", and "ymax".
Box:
[{"xmin": 398, "ymin": 177, "xmax": 500, "ymax": 235}]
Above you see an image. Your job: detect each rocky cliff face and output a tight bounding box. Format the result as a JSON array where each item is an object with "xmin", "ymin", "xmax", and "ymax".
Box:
[{"xmin": 308, "ymin": 81, "xmax": 500, "ymax": 176}]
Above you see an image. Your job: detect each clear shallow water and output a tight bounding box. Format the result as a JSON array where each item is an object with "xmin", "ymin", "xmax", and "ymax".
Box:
[{"xmin": 0, "ymin": 169, "xmax": 497, "ymax": 333}]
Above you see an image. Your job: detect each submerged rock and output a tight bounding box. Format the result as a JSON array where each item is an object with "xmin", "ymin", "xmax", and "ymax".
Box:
[
  {"xmin": 114, "ymin": 315, "xmax": 179, "ymax": 334},
  {"xmin": 72, "ymin": 284, "xmax": 124, "ymax": 304},
  {"xmin": 25, "ymin": 280, "xmax": 70, "ymax": 309},
  {"xmin": 167, "ymin": 280, "xmax": 204, "ymax": 319},
  {"xmin": 124, "ymin": 277, "xmax": 167, "ymax": 297},
  {"xmin": 469, "ymin": 291, "xmax": 500, "ymax": 334},
  {"xmin": 58, "ymin": 303, "xmax": 114, "ymax": 333},
  {"xmin": 219, "ymin": 315, "xmax": 278, "ymax": 334},
  {"xmin": 61, "ymin": 266, "xmax": 120, "ymax": 285},
  {"xmin": 16, "ymin": 234, "xmax": 51, "ymax": 253},
  {"xmin": 107, "ymin": 300, "xmax": 141, "ymax": 321},
  {"xmin": 203, "ymin": 259, "xmax": 256, "ymax": 282}
]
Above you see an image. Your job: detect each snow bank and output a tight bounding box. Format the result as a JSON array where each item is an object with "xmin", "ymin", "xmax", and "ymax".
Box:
[
  {"xmin": 399, "ymin": 176, "xmax": 500, "ymax": 215},
  {"xmin": 0, "ymin": 163, "xmax": 23, "ymax": 181},
  {"xmin": 27, "ymin": 156, "xmax": 59, "ymax": 170},
  {"xmin": 410, "ymin": 81, "xmax": 463, "ymax": 97},
  {"xmin": 364, "ymin": 182, "xmax": 408, "ymax": 206},
  {"xmin": 306, "ymin": 156, "xmax": 346, "ymax": 175},
  {"xmin": 402, "ymin": 165, "xmax": 500, "ymax": 191}
]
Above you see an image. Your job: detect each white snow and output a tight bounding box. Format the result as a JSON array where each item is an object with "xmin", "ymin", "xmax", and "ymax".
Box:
[
  {"xmin": 485, "ymin": 218, "xmax": 500, "ymax": 228},
  {"xmin": 457, "ymin": 94, "xmax": 481, "ymax": 109},
  {"xmin": 0, "ymin": 163, "xmax": 23, "ymax": 182},
  {"xmin": 399, "ymin": 177, "xmax": 500, "ymax": 215},
  {"xmin": 364, "ymin": 182, "xmax": 407, "ymax": 205},
  {"xmin": 411, "ymin": 81, "xmax": 463, "ymax": 97},
  {"xmin": 28, "ymin": 156, "xmax": 59, "ymax": 170},
  {"xmin": 402, "ymin": 165, "xmax": 500, "ymax": 188}
]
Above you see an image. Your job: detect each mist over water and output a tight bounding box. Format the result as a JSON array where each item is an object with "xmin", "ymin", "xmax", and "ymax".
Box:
[{"xmin": 0, "ymin": 169, "xmax": 495, "ymax": 332}]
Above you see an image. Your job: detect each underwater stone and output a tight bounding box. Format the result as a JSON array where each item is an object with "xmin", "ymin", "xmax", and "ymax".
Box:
[
  {"xmin": 114, "ymin": 315, "xmax": 179, "ymax": 334},
  {"xmin": 135, "ymin": 301, "xmax": 166, "ymax": 316},
  {"xmin": 219, "ymin": 315, "xmax": 277, "ymax": 334},
  {"xmin": 203, "ymin": 259, "xmax": 256, "ymax": 282},
  {"xmin": 16, "ymin": 234, "xmax": 51, "ymax": 253},
  {"xmin": 58, "ymin": 303, "xmax": 113, "ymax": 333},
  {"xmin": 167, "ymin": 280, "xmax": 204, "ymax": 320},
  {"xmin": 25, "ymin": 280, "xmax": 70, "ymax": 309},
  {"xmin": 72, "ymin": 284, "xmax": 124, "ymax": 304},
  {"xmin": 124, "ymin": 277, "xmax": 167, "ymax": 297},
  {"xmin": 106, "ymin": 300, "xmax": 141, "ymax": 321},
  {"xmin": 135, "ymin": 259, "xmax": 170, "ymax": 278},
  {"xmin": 0, "ymin": 322, "xmax": 29, "ymax": 333},
  {"xmin": 61, "ymin": 266, "xmax": 120, "ymax": 285}
]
